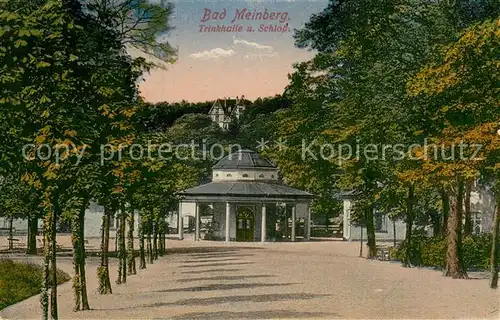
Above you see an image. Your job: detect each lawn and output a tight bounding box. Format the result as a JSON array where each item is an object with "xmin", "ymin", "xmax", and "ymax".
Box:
[{"xmin": 0, "ymin": 259, "xmax": 70, "ymax": 310}]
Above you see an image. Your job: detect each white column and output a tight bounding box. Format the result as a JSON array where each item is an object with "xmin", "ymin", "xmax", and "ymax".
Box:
[
  {"xmin": 178, "ymin": 202, "xmax": 184, "ymax": 240},
  {"xmin": 343, "ymin": 199, "xmax": 351, "ymax": 241},
  {"xmin": 305, "ymin": 203, "xmax": 311, "ymax": 240},
  {"xmin": 195, "ymin": 202, "xmax": 200, "ymax": 241},
  {"xmin": 225, "ymin": 202, "xmax": 231, "ymax": 242},
  {"xmin": 291, "ymin": 204, "xmax": 296, "ymax": 242},
  {"xmin": 261, "ymin": 204, "xmax": 267, "ymax": 242}
]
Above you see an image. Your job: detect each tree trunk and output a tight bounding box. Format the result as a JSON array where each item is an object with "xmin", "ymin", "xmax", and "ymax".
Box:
[
  {"xmin": 98, "ymin": 206, "xmax": 112, "ymax": 294},
  {"xmin": 490, "ymin": 197, "xmax": 499, "ymax": 289},
  {"xmin": 365, "ymin": 207, "xmax": 376, "ymax": 258},
  {"xmin": 147, "ymin": 216, "xmax": 153, "ymax": 264},
  {"xmin": 158, "ymin": 218, "xmax": 166, "ymax": 256},
  {"xmin": 51, "ymin": 201, "xmax": 59, "ymax": 320},
  {"xmin": 359, "ymin": 226, "xmax": 363, "ymax": 258},
  {"xmin": 116, "ymin": 207, "xmax": 127, "ymax": 284},
  {"xmin": 163, "ymin": 220, "xmax": 167, "ymax": 255},
  {"xmin": 153, "ymin": 220, "xmax": 158, "ymax": 260},
  {"xmin": 464, "ymin": 180, "xmax": 473, "ymax": 236},
  {"xmin": 393, "ymin": 218, "xmax": 397, "ymax": 248},
  {"xmin": 78, "ymin": 204, "xmax": 89, "ymax": 310},
  {"xmin": 8, "ymin": 216, "xmax": 13, "ymax": 251},
  {"xmin": 157, "ymin": 220, "xmax": 163, "ymax": 257},
  {"xmin": 27, "ymin": 216, "xmax": 37, "ymax": 254},
  {"xmin": 403, "ymin": 183, "xmax": 415, "ymax": 268},
  {"xmin": 120, "ymin": 212, "xmax": 127, "ymax": 283},
  {"xmin": 71, "ymin": 210, "xmax": 81, "ymax": 311},
  {"xmin": 431, "ymin": 211, "xmax": 441, "ymax": 237},
  {"xmin": 139, "ymin": 210, "xmax": 146, "ymax": 269},
  {"xmin": 114, "ymin": 220, "xmax": 118, "ymax": 254},
  {"xmin": 41, "ymin": 215, "xmax": 50, "ymax": 320},
  {"xmin": 444, "ymin": 179, "xmax": 468, "ymax": 279},
  {"xmin": 116, "ymin": 210, "xmax": 122, "ymax": 285},
  {"xmin": 127, "ymin": 209, "xmax": 136, "ymax": 275},
  {"xmin": 441, "ymin": 188, "xmax": 449, "ymax": 235}
]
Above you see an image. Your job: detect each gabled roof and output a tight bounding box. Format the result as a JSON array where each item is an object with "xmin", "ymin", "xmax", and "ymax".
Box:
[{"xmin": 208, "ymin": 97, "xmax": 250, "ymax": 116}]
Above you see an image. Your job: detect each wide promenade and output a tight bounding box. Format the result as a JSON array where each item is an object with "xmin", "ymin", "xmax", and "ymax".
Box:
[{"xmin": 1, "ymin": 239, "xmax": 498, "ymax": 319}]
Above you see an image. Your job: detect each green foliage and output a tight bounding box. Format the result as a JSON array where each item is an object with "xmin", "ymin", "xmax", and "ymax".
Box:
[
  {"xmin": 0, "ymin": 259, "xmax": 70, "ymax": 309},
  {"xmin": 167, "ymin": 113, "xmax": 225, "ymax": 145},
  {"xmin": 463, "ymin": 233, "xmax": 492, "ymax": 270},
  {"xmin": 419, "ymin": 235, "xmax": 447, "ymax": 269},
  {"xmin": 136, "ymin": 100, "xmax": 213, "ymax": 132},
  {"xmin": 392, "ymin": 233, "xmax": 492, "ymax": 270},
  {"xmin": 84, "ymin": 0, "xmax": 177, "ymax": 64}
]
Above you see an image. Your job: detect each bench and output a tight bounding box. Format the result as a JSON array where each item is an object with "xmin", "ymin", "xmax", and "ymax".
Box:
[
  {"xmin": 376, "ymin": 245, "xmax": 391, "ymax": 261},
  {"xmin": 84, "ymin": 239, "xmax": 99, "ymax": 252},
  {"xmin": 0, "ymin": 238, "xmax": 26, "ymax": 252},
  {"xmin": 7, "ymin": 237, "xmax": 25, "ymax": 247},
  {"xmin": 37, "ymin": 238, "xmax": 64, "ymax": 251}
]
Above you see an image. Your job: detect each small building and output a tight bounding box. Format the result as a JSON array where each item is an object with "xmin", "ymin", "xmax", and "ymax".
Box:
[
  {"xmin": 341, "ymin": 184, "xmax": 497, "ymax": 242},
  {"xmin": 0, "ymin": 203, "xmax": 140, "ymax": 239},
  {"xmin": 341, "ymin": 191, "xmax": 406, "ymax": 242},
  {"xmin": 178, "ymin": 149, "xmax": 313, "ymax": 242},
  {"xmin": 208, "ymin": 96, "xmax": 249, "ymax": 130}
]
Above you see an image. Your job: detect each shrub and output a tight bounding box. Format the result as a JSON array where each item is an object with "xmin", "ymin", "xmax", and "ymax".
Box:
[
  {"xmin": 392, "ymin": 233, "xmax": 492, "ymax": 270},
  {"xmin": 420, "ymin": 235, "xmax": 446, "ymax": 269},
  {"xmin": 463, "ymin": 233, "xmax": 491, "ymax": 270},
  {"xmin": 392, "ymin": 228, "xmax": 429, "ymax": 265},
  {"xmin": 0, "ymin": 259, "xmax": 70, "ymax": 310},
  {"xmin": 389, "ymin": 246, "xmax": 400, "ymax": 260}
]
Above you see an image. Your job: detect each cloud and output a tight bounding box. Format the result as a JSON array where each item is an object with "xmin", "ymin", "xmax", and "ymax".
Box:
[
  {"xmin": 188, "ymin": 39, "xmax": 277, "ymax": 61},
  {"xmin": 243, "ymin": 52, "xmax": 279, "ymax": 60},
  {"xmin": 189, "ymin": 48, "xmax": 236, "ymax": 60},
  {"xmin": 233, "ymin": 39, "xmax": 274, "ymax": 51}
]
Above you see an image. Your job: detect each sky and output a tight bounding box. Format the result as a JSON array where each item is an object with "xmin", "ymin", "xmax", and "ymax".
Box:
[{"xmin": 137, "ymin": 0, "xmax": 329, "ymax": 103}]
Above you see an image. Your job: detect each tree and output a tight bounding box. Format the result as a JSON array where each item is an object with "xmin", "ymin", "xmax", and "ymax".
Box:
[
  {"xmin": 84, "ymin": 0, "xmax": 177, "ymax": 66},
  {"xmin": 0, "ymin": 0, "xmax": 171, "ymax": 316},
  {"xmin": 407, "ymin": 18, "xmax": 499, "ymax": 278}
]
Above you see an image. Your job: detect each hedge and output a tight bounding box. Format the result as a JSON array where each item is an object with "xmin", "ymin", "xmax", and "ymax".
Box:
[
  {"xmin": 0, "ymin": 259, "xmax": 70, "ymax": 310},
  {"xmin": 392, "ymin": 232, "xmax": 492, "ymax": 270}
]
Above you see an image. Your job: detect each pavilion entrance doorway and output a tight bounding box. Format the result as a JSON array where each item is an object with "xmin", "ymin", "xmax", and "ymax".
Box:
[{"xmin": 236, "ymin": 206, "xmax": 254, "ymax": 242}]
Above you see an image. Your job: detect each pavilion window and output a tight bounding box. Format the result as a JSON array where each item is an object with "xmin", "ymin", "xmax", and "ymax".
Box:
[
  {"xmin": 258, "ymin": 174, "xmax": 265, "ymax": 178},
  {"xmin": 374, "ymin": 211, "xmax": 387, "ymax": 232},
  {"xmin": 242, "ymin": 173, "xmax": 249, "ymax": 177},
  {"xmin": 472, "ymin": 212, "xmax": 482, "ymax": 234},
  {"xmin": 226, "ymin": 174, "xmax": 232, "ymax": 177}
]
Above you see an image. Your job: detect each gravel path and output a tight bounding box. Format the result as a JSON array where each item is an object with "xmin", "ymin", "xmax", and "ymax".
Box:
[{"xmin": 1, "ymin": 239, "xmax": 499, "ymax": 319}]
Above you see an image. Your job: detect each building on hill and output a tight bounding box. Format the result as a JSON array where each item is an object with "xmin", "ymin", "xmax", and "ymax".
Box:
[{"xmin": 208, "ymin": 96, "xmax": 250, "ymax": 130}]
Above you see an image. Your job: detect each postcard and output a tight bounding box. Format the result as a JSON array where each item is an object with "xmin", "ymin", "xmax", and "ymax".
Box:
[{"xmin": 0, "ymin": 0, "xmax": 498, "ymax": 319}]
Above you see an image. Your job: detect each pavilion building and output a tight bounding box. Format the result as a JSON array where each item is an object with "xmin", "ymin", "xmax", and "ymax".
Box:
[{"xmin": 178, "ymin": 150, "xmax": 313, "ymax": 242}]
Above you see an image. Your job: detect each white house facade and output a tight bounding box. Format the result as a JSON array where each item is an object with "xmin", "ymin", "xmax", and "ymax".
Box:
[
  {"xmin": 0, "ymin": 202, "xmax": 140, "ymax": 239},
  {"xmin": 341, "ymin": 184, "xmax": 497, "ymax": 242},
  {"xmin": 208, "ymin": 96, "xmax": 248, "ymax": 130}
]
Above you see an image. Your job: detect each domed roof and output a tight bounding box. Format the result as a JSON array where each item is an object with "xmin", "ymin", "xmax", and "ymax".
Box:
[{"xmin": 213, "ymin": 150, "xmax": 276, "ymax": 169}]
